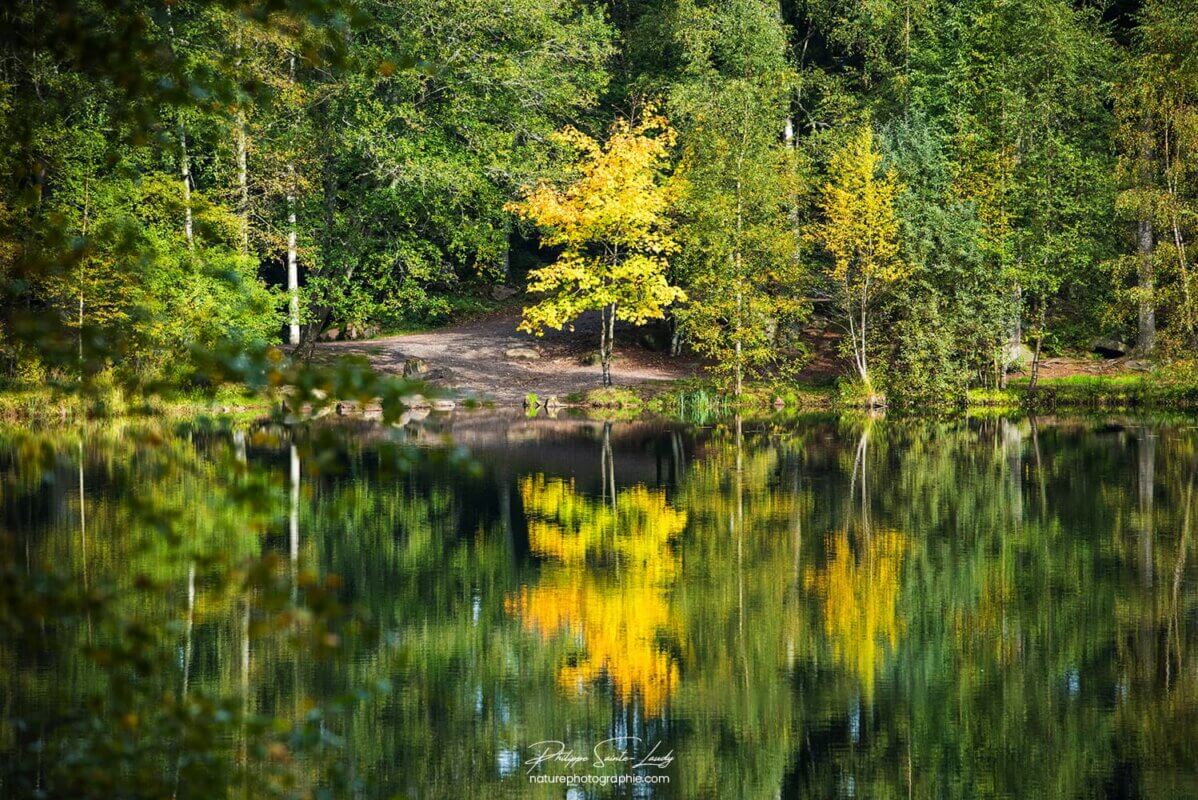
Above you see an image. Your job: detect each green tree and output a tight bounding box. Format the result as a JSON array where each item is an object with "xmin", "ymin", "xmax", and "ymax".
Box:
[
  {"xmin": 297, "ymin": 0, "xmax": 613, "ymax": 341},
  {"xmin": 878, "ymin": 114, "xmax": 995, "ymax": 404},
  {"xmin": 1116, "ymin": 0, "xmax": 1198, "ymax": 355},
  {"xmin": 670, "ymin": 0, "xmax": 808, "ymax": 398},
  {"xmin": 946, "ymin": 0, "xmax": 1116, "ymax": 385}
]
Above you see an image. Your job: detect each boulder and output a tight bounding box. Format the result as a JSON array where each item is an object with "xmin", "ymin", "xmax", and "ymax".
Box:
[
  {"xmin": 337, "ymin": 399, "xmax": 382, "ymax": 415},
  {"xmin": 1090, "ymin": 338, "xmax": 1129, "ymax": 358},
  {"xmin": 505, "ymin": 346, "xmax": 540, "ymax": 361},
  {"xmin": 340, "ymin": 322, "xmax": 380, "ymax": 341},
  {"xmin": 403, "ymin": 357, "xmax": 428, "ymax": 378},
  {"xmin": 1004, "ymin": 343, "xmax": 1034, "ymax": 372},
  {"xmin": 491, "ymin": 285, "xmax": 519, "ymax": 301}
]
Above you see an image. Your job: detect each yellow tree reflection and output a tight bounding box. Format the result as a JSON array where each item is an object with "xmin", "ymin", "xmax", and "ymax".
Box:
[
  {"xmin": 805, "ymin": 529, "xmax": 907, "ymax": 697},
  {"xmin": 506, "ymin": 475, "xmax": 687, "ymax": 714}
]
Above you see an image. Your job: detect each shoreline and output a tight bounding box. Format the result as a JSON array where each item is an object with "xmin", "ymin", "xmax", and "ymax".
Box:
[{"xmin": 5, "ymin": 370, "xmax": 1198, "ymax": 424}]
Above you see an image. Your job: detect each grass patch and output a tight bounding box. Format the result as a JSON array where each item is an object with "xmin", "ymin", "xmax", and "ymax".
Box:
[
  {"xmin": 645, "ymin": 379, "xmax": 836, "ymax": 423},
  {"xmin": 585, "ymin": 386, "xmax": 645, "ymax": 409},
  {"xmin": 0, "ymin": 382, "xmax": 272, "ymax": 422},
  {"xmin": 0, "ymin": 386, "xmax": 83, "ymax": 420},
  {"xmin": 969, "ymin": 368, "xmax": 1198, "ymax": 410},
  {"xmin": 643, "ymin": 383, "xmax": 728, "ymax": 423},
  {"xmin": 967, "ymin": 386, "xmax": 1022, "ymax": 408}
]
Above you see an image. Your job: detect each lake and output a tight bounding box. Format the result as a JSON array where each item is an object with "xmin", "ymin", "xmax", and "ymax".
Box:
[{"xmin": 2, "ymin": 413, "xmax": 1197, "ymax": 798}]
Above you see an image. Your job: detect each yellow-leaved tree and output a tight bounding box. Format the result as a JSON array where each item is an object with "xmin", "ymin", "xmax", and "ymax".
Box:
[
  {"xmin": 811, "ymin": 125, "xmax": 907, "ymax": 393},
  {"xmin": 506, "ymin": 108, "xmax": 685, "ymax": 387}
]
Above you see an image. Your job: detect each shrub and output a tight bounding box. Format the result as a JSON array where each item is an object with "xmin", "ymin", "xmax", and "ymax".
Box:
[{"xmin": 885, "ymin": 300, "xmax": 969, "ymax": 410}]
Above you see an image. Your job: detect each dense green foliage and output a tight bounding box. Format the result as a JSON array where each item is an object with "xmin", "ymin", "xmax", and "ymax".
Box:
[
  {"xmin": 0, "ymin": 0, "xmax": 612, "ymax": 385},
  {"xmin": 1, "ymin": 0, "xmax": 1197, "ymax": 398}
]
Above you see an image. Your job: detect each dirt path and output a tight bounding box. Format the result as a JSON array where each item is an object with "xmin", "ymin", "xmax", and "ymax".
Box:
[
  {"xmin": 318, "ymin": 310, "xmax": 704, "ymax": 404},
  {"xmin": 317, "ymin": 309, "xmax": 1147, "ymax": 405}
]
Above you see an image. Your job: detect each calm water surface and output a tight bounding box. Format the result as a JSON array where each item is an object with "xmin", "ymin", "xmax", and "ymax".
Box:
[{"xmin": 4, "ymin": 414, "xmax": 1198, "ymax": 798}]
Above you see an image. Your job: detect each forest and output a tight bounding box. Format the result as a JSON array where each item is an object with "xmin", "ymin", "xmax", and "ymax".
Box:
[
  {"xmin": 1, "ymin": 0, "xmax": 1197, "ymax": 408},
  {"xmin": 5, "ymin": 4, "xmax": 1198, "ymax": 795}
]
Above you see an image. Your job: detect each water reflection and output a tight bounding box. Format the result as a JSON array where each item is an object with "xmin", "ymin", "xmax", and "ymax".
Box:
[
  {"xmin": 2, "ymin": 414, "xmax": 1198, "ymax": 798},
  {"xmin": 805, "ymin": 528, "xmax": 907, "ymax": 698},
  {"xmin": 506, "ymin": 474, "xmax": 686, "ymax": 714}
]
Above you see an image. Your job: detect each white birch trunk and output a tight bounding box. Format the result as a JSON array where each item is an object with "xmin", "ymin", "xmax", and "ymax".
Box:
[
  {"xmin": 236, "ymin": 115, "xmax": 249, "ymax": 254},
  {"xmin": 286, "ymin": 55, "xmax": 300, "ymax": 345},
  {"xmin": 181, "ymin": 129, "xmax": 193, "ymax": 249},
  {"xmin": 165, "ymin": 6, "xmax": 193, "ymax": 249}
]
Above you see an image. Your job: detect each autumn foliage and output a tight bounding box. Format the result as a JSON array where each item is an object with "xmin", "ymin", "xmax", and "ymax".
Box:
[{"xmin": 506, "ymin": 109, "xmax": 685, "ymax": 386}]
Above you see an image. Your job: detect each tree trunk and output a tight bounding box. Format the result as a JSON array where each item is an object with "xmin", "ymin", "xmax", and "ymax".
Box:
[
  {"xmin": 1028, "ymin": 301, "xmax": 1046, "ymax": 393},
  {"xmin": 1137, "ymin": 216, "xmax": 1155, "ymax": 355},
  {"xmin": 286, "ymin": 55, "xmax": 299, "ymax": 346},
  {"xmin": 733, "ymin": 168, "xmax": 745, "ymax": 398},
  {"xmin": 78, "ymin": 177, "xmax": 91, "ymax": 373},
  {"xmin": 734, "ymin": 287, "xmax": 743, "ymax": 399},
  {"xmin": 599, "ymin": 304, "xmax": 608, "ymax": 386},
  {"xmin": 235, "ymin": 113, "xmax": 249, "ymax": 254},
  {"xmin": 1005, "ymin": 283, "xmax": 1023, "ymax": 390},
  {"xmin": 1134, "ymin": 112, "xmax": 1156, "ymax": 355},
  {"xmin": 1169, "ymin": 206, "xmax": 1195, "ymax": 341},
  {"xmin": 668, "ymin": 309, "xmax": 682, "ymax": 357},
  {"xmin": 600, "ymin": 303, "xmax": 615, "ymax": 387},
  {"xmin": 608, "ymin": 304, "xmax": 616, "ymax": 385},
  {"xmin": 298, "ymin": 102, "xmax": 342, "ymax": 350},
  {"xmin": 287, "ymin": 188, "xmax": 299, "ymax": 344},
  {"xmin": 1163, "ymin": 128, "xmax": 1194, "ymax": 340},
  {"xmin": 165, "ymin": 5, "xmax": 193, "ymax": 249},
  {"xmin": 181, "ymin": 127, "xmax": 194, "ymax": 249},
  {"xmin": 858, "ymin": 290, "xmax": 869, "ymax": 385},
  {"xmin": 502, "ymin": 219, "xmax": 512, "ymax": 280},
  {"xmin": 231, "ymin": 24, "xmax": 250, "ymax": 255},
  {"xmin": 998, "ymin": 282, "xmax": 1024, "ymax": 389}
]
